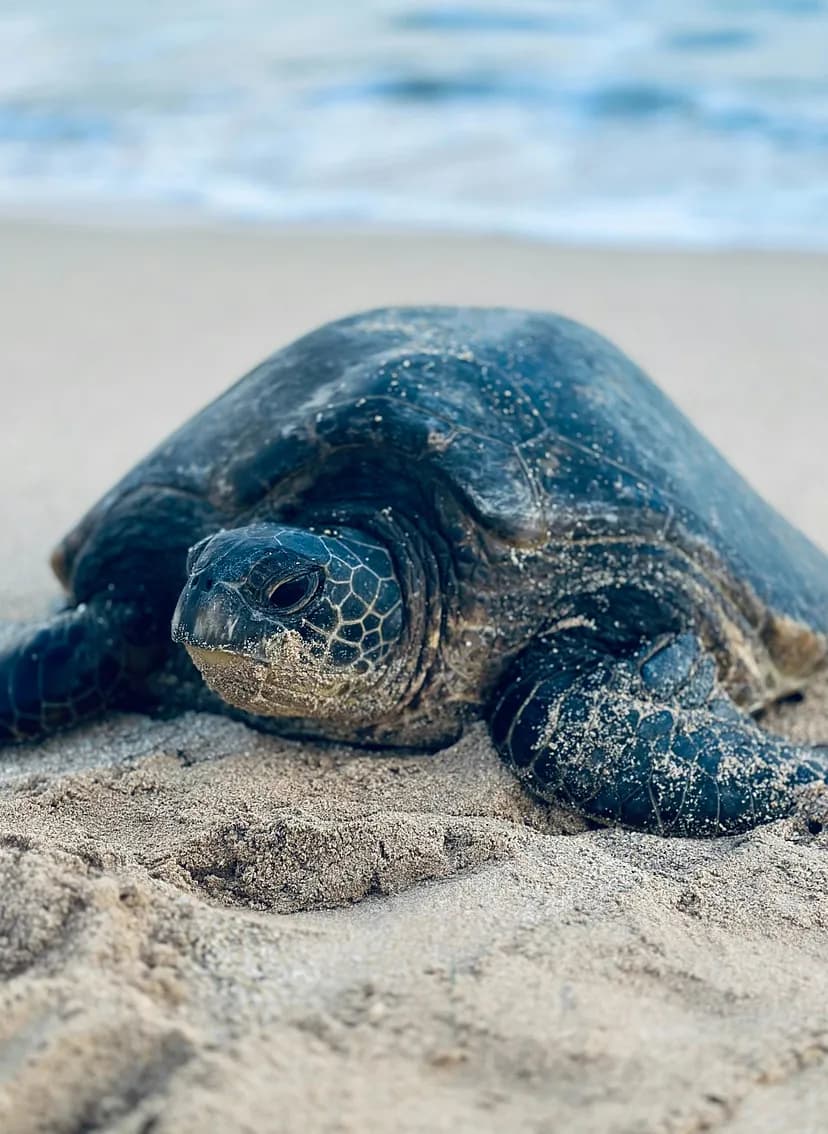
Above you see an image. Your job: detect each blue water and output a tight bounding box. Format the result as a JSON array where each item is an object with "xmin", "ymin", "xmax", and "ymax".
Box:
[{"xmin": 0, "ymin": 0, "xmax": 826, "ymax": 248}]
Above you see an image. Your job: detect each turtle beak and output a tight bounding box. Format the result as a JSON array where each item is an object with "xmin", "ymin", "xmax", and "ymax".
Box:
[
  {"xmin": 172, "ymin": 575, "xmax": 248, "ymax": 654},
  {"xmin": 172, "ymin": 574, "xmax": 284, "ymax": 665}
]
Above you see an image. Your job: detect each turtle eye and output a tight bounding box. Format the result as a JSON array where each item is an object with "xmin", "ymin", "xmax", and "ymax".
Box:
[{"xmin": 266, "ymin": 570, "xmax": 322, "ymax": 615}]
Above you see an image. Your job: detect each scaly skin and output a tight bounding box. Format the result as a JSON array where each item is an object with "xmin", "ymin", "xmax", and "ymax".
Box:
[
  {"xmin": 492, "ymin": 624, "xmax": 826, "ymax": 836},
  {"xmin": 0, "ymin": 600, "xmax": 152, "ymax": 741}
]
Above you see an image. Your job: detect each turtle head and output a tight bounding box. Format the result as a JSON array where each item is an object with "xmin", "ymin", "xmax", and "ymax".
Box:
[{"xmin": 171, "ymin": 523, "xmax": 408, "ymax": 725}]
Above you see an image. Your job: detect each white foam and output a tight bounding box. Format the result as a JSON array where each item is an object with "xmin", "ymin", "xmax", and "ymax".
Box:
[{"xmin": 0, "ymin": 0, "xmax": 826, "ymax": 249}]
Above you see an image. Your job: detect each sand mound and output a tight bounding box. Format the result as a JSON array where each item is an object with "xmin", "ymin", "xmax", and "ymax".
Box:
[{"xmin": 2, "ymin": 691, "xmax": 828, "ymax": 1134}]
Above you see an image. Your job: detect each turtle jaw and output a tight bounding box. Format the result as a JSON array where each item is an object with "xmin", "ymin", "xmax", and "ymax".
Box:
[
  {"xmin": 182, "ymin": 643, "xmax": 264, "ymax": 711},
  {"xmin": 185, "ymin": 645, "xmax": 240, "ymax": 671},
  {"xmin": 183, "ymin": 643, "xmax": 275, "ymax": 716},
  {"xmin": 181, "ymin": 633, "xmax": 401, "ymax": 724}
]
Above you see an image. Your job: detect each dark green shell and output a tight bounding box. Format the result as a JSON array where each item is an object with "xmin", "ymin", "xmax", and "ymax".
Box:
[{"xmin": 56, "ymin": 307, "xmax": 828, "ymax": 637}]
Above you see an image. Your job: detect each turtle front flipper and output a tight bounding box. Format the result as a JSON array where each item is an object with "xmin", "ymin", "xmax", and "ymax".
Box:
[
  {"xmin": 0, "ymin": 600, "xmax": 157, "ymax": 743},
  {"xmin": 490, "ymin": 627, "xmax": 826, "ymax": 836}
]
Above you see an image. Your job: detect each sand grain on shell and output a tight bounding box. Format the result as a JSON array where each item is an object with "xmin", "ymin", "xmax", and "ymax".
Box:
[{"xmin": 2, "ymin": 222, "xmax": 828, "ymax": 1133}]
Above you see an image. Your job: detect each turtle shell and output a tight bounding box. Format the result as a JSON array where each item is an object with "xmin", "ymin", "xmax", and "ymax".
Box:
[{"xmin": 55, "ymin": 307, "xmax": 828, "ymax": 639}]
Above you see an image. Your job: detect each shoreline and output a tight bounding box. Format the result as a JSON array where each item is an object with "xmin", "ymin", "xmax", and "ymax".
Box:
[
  {"xmin": 6, "ymin": 198, "xmax": 828, "ymax": 253},
  {"xmin": 4, "ymin": 199, "xmax": 828, "ymax": 256}
]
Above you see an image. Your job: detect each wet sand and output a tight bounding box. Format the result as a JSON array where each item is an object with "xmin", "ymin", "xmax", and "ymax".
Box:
[{"xmin": 1, "ymin": 218, "xmax": 828, "ymax": 1133}]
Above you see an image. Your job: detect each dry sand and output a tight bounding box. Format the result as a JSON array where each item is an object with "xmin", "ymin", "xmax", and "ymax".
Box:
[{"xmin": 1, "ymin": 218, "xmax": 828, "ymax": 1133}]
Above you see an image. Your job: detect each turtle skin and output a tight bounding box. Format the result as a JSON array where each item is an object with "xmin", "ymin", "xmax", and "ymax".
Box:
[{"xmin": 2, "ymin": 306, "xmax": 827, "ymax": 836}]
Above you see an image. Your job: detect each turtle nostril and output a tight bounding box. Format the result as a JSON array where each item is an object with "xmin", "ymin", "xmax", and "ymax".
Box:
[{"xmin": 203, "ymin": 577, "xmax": 214, "ymax": 591}]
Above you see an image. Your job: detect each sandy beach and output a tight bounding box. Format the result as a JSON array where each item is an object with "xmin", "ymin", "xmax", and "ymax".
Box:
[{"xmin": 2, "ymin": 217, "xmax": 828, "ymax": 1133}]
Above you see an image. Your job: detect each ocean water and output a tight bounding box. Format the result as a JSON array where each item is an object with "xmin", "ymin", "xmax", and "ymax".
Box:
[{"xmin": 0, "ymin": 0, "xmax": 826, "ymax": 248}]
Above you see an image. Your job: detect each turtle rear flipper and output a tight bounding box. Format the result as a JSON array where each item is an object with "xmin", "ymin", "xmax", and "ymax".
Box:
[
  {"xmin": 0, "ymin": 600, "xmax": 156, "ymax": 743},
  {"xmin": 490, "ymin": 626, "xmax": 827, "ymax": 837}
]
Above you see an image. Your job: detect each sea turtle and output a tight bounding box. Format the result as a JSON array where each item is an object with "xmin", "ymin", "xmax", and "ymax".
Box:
[{"xmin": 2, "ymin": 307, "xmax": 827, "ymax": 836}]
